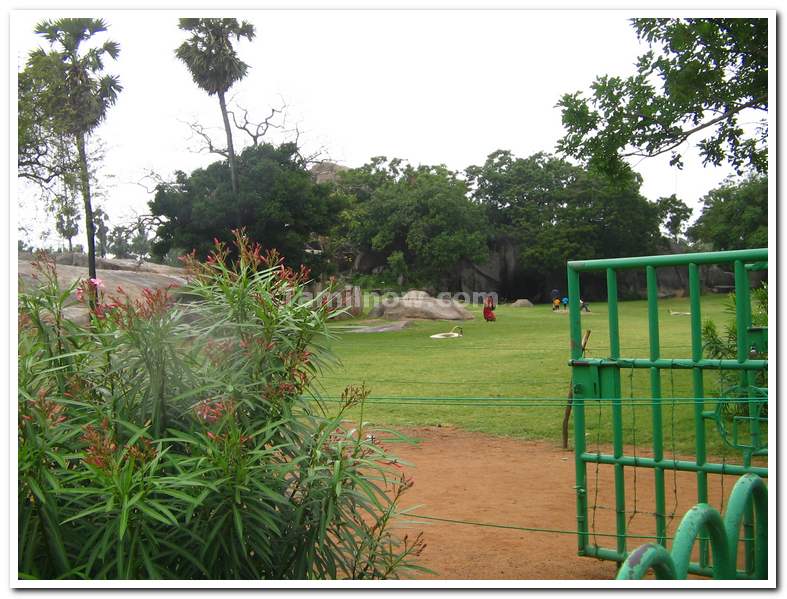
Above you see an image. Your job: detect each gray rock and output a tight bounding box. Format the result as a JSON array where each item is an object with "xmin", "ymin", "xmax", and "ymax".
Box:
[
  {"xmin": 402, "ymin": 289, "xmax": 431, "ymax": 300},
  {"xmin": 511, "ymin": 299, "xmax": 534, "ymax": 308},
  {"xmin": 368, "ymin": 293, "xmax": 473, "ymax": 321},
  {"xmin": 367, "ymin": 303, "xmax": 385, "ymax": 318},
  {"xmin": 18, "ymin": 260, "xmax": 189, "ymax": 326}
]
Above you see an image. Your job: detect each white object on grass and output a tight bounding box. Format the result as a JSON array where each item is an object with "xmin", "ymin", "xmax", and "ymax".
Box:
[{"xmin": 430, "ymin": 326, "xmax": 464, "ymax": 339}]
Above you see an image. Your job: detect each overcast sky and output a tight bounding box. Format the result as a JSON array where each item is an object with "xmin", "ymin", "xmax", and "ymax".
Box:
[{"xmin": 12, "ymin": 8, "xmax": 769, "ymax": 248}]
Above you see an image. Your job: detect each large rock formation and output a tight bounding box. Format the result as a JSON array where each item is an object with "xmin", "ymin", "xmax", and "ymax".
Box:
[
  {"xmin": 18, "ymin": 259, "xmax": 189, "ymax": 326},
  {"xmin": 367, "ymin": 289, "xmax": 474, "ymax": 321}
]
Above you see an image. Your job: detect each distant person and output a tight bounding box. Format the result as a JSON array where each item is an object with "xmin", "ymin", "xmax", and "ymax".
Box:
[
  {"xmin": 550, "ymin": 288, "xmax": 560, "ymax": 308},
  {"xmin": 483, "ymin": 295, "xmax": 497, "ymax": 322},
  {"xmin": 552, "ymin": 297, "xmax": 561, "ymax": 311},
  {"xmin": 581, "ymin": 299, "xmax": 591, "ymax": 312},
  {"xmin": 562, "ymin": 296, "xmax": 569, "ymax": 311}
]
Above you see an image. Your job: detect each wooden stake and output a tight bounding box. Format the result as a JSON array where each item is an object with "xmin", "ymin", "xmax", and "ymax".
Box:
[{"xmin": 562, "ymin": 329, "xmax": 591, "ymax": 449}]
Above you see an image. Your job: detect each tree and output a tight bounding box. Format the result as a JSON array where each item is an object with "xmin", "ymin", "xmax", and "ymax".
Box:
[
  {"xmin": 467, "ymin": 151, "xmax": 662, "ymax": 295},
  {"xmin": 53, "ymin": 192, "xmax": 80, "ymax": 252},
  {"xmin": 129, "ymin": 220, "xmax": 152, "ymax": 259},
  {"xmin": 149, "ymin": 142, "xmax": 340, "ymax": 270},
  {"xmin": 108, "ymin": 225, "xmax": 133, "ymax": 258},
  {"xmin": 557, "ymin": 18, "xmax": 768, "ymax": 177},
  {"xmin": 28, "ymin": 18, "xmax": 122, "ymax": 281},
  {"xmin": 92, "ymin": 207, "xmax": 110, "ymax": 257},
  {"xmin": 687, "ymin": 174, "xmax": 767, "ymax": 250},
  {"xmin": 175, "ymin": 18, "xmax": 256, "ymax": 198},
  {"xmin": 18, "ymin": 68, "xmax": 77, "ymax": 187},
  {"xmin": 655, "ymin": 194, "xmax": 692, "ymax": 242},
  {"xmin": 338, "ymin": 159, "xmax": 489, "ymax": 285}
]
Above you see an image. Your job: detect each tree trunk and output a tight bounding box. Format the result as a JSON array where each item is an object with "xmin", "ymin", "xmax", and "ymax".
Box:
[
  {"xmin": 75, "ymin": 133, "xmax": 97, "ymax": 282},
  {"xmin": 218, "ymin": 90, "xmax": 239, "ymax": 200},
  {"xmin": 67, "ymin": 237, "xmax": 72, "ymax": 252}
]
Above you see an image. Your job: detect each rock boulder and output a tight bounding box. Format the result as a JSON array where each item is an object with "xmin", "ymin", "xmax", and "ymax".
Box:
[
  {"xmin": 367, "ymin": 291, "xmax": 473, "ymax": 321},
  {"xmin": 511, "ymin": 299, "xmax": 534, "ymax": 308},
  {"xmin": 18, "ymin": 260, "xmax": 189, "ymax": 326}
]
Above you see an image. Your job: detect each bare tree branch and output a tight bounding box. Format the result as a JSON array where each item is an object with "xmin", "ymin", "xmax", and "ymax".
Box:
[
  {"xmin": 227, "ymin": 101, "xmax": 287, "ymax": 146},
  {"xmin": 129, "ymin": 169, "xmax": 183, "ymax": 194},
  {"xmin": 178, "ymin": 117, "xmax": 229, "ymax": 158}
]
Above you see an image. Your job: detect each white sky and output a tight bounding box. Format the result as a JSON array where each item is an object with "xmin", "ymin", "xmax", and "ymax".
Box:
[{"xmin": 11, "ymin": 8, "xmax": 772, "ymax": 248}]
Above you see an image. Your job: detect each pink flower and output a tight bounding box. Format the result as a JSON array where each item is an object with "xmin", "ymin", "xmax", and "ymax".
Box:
[
  {"xmin": 75, "ymin": 287, "xmax": 84, "ymax": 301},
  {"xmin": 89, "ymin": 277, "xmax": 105, "ymax": 290}
]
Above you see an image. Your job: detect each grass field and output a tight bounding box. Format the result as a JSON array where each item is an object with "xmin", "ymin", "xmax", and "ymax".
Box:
[{"xmin": 311, "ymin": 294, "xmax": 767, "ymax": 458}]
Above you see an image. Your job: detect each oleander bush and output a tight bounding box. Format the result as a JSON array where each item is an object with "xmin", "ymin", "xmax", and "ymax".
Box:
[{"xmin": 18, "ymin": 231, "xmax": 426, "ymax": 580}]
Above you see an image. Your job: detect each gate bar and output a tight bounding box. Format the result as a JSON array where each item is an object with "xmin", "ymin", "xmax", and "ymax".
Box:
[
  {"xmin": 569, "ymin": 358, "xmax": 767, "ymax": 371},
  {"xmin": 568, "ymin": 248, "xmax": 767, "ymax": 271},
  {"xmin": 607, "ymin": 268, "xmax": 627, "ymax": 558},
  {"xmin": 646, "ymin": 266, "xmax": 667, "ymax": 545},
  {"xmin": 579, "ymin": 452, "xmax": 768, "ymax": 478}
]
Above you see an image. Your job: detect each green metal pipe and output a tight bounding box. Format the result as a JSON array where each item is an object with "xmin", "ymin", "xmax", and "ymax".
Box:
[
  {"xmin": 607, "ymin": 268, "xmax": 621, "ymax": 358},
  {"xmin": 606, "ymin": 268, "xmax": 627, "ymax": 558},
  {"xmin": 670, "ymin": 504, "xmax": 733, "ymax": 579},
  {"xmin": 723, "ymin": 474, "xmax": 768, "ymax": 579},
  {"xmin": 579, "ymin": 452, "xmax": 768, "ymax": 478},
  {"xmin": 734, "ymin": 259, "xmax": 757, "ymax": 574},
  {"xmin": 568, "ymin": 358, "xmax": 767, "ymax": 371},
  {"xmin": 646, "ymin": 266, "xmax": 666, "ymax": 545},
  {"xmin": 568, "ymin": 265, "xmax": 589, "ymax": 555},
  {"xmin": 568, "ymin": 248, "xmax": 767, "ymax": 272},
  {"xmin": 745, "ymin": 261, "xmax": 768, "ymax": 271},
  {"xmin": 583, "ymin": 545, "xmax": 756, "ymax": 579},
  {"xmin": 689, "ymin": 262, "xmax": 710, "ymax": 568},
  {"xmin": 616, "ymin": 543, "xmax": 677, "ymax": 580}
]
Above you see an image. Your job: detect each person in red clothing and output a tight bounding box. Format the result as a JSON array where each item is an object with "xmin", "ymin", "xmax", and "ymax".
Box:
[{"xmin": 483, "ymin": 295, "xmax": 496, "ymax": 322}]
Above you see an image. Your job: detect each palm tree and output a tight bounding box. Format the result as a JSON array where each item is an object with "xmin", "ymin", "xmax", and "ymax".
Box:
[
  {"xmin": 28, "ymin": 18, "xmax": 122, "ymax": 282},
  {"xmin": 175, "ymin": 18, "xmax": 256, "ymax": 198}
]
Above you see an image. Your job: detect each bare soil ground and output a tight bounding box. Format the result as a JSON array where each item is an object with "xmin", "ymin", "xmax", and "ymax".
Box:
[{"xmin": 389, "ymin": 426, "xmax": 746, "ymax": 580}]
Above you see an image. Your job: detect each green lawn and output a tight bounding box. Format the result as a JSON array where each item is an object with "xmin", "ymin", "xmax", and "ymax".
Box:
[{"xmin": 310, "ymin": 294, "xmax": 766, "ymax": 457}]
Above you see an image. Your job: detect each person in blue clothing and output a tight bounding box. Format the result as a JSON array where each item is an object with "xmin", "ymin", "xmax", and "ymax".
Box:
[{"xmin": 562, "ymin": 296, "xmax": 569, "ymax": 311}]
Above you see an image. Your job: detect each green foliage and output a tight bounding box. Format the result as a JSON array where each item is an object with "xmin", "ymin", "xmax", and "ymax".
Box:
[
  {"xmin": 109, "ymin": 221, "xmax": 152, "ymax": 260},
  {"xmin": 25, "ymin": 18, "xmax": 123, "ymax": 280},
  {"xmin": 688, "ymin": 174, "xmax": 768, "ymax": 250},
  {"xmin": 28, "ymin": 18, "xmax": 122, "ymax": 139},
  {"xmin": 466, "ymin": 150, "xmax": 661, "ymax": 277},
  {"xmin": 149, "ymin": 143, "xmax": 340, "ymax": 271},
  {"xmin": 54, "ymin": 193, "xmax": 80, "ymax": 251},
  {"xmin": 175, "ymin": 18, "xmax": 255, "ymax": 97},
  {"xmin": 175, "ymin": 18, "xmax": 256, "ymax": 197},
  {"xmin": 336, "ymin": 158, "xmax": 489, "ymax": 285},
  {"xmin": 108, "ymin": 226, "xmax": 133, "ymax": 259},
  {"xmin": 18, "ymin": 234, "xmax": 427, "ymax": 580},
  {"xmin": 655, "ymin": 194, "xmax": 692, "ymax": 241},
  {"xmin": 557, "ymin": 18, "xmax": 768, "ymax": 176},
  {"xmin": 701, "ymin": 285, "xmax": 768, "ymax": 417},
  {"xmin": 17, "ymin": 68, "xmax": 76, "ymax": 186},
  {"xmin": 93, "ymin": 207, "xmax": 110, "ymax": 258}
]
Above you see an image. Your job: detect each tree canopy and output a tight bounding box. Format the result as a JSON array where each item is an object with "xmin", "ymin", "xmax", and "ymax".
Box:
[
  {"xmin": 334, "ymin": 158, "xmax": 489, "ymax": 286},
  {"xmin": 557, "ymin": 18, "xmax": 768, "ymax": 177},
  {"xmin": 467, "ymin": 151, "xmax": 663, "ymax": 293},
  {"xmin": 688, "ymin": 174, "xmax": 768, "ymax": 250},
  {"xmin": 149, "ymin": 142, "xmax": 339, "ymax": 268},
  {"xmin": 28, "ymin": 18, "xmax": 122, "ymax": 140}
]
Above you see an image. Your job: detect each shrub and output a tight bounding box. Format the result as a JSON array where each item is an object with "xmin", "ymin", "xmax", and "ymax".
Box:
[{"xmin": 18, "ymin": 231, "xmax": 427, "ymax": 580}]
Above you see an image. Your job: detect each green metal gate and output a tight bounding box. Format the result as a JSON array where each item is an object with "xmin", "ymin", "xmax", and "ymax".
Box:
[{"xmin": 567, "ymin": 248, "xmax": 768, "ymax": 579}]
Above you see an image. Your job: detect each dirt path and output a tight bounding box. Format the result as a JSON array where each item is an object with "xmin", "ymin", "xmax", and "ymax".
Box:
[{"xmin": 387, "ymin": 426, "xmax": 740, "ymax": 580}]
